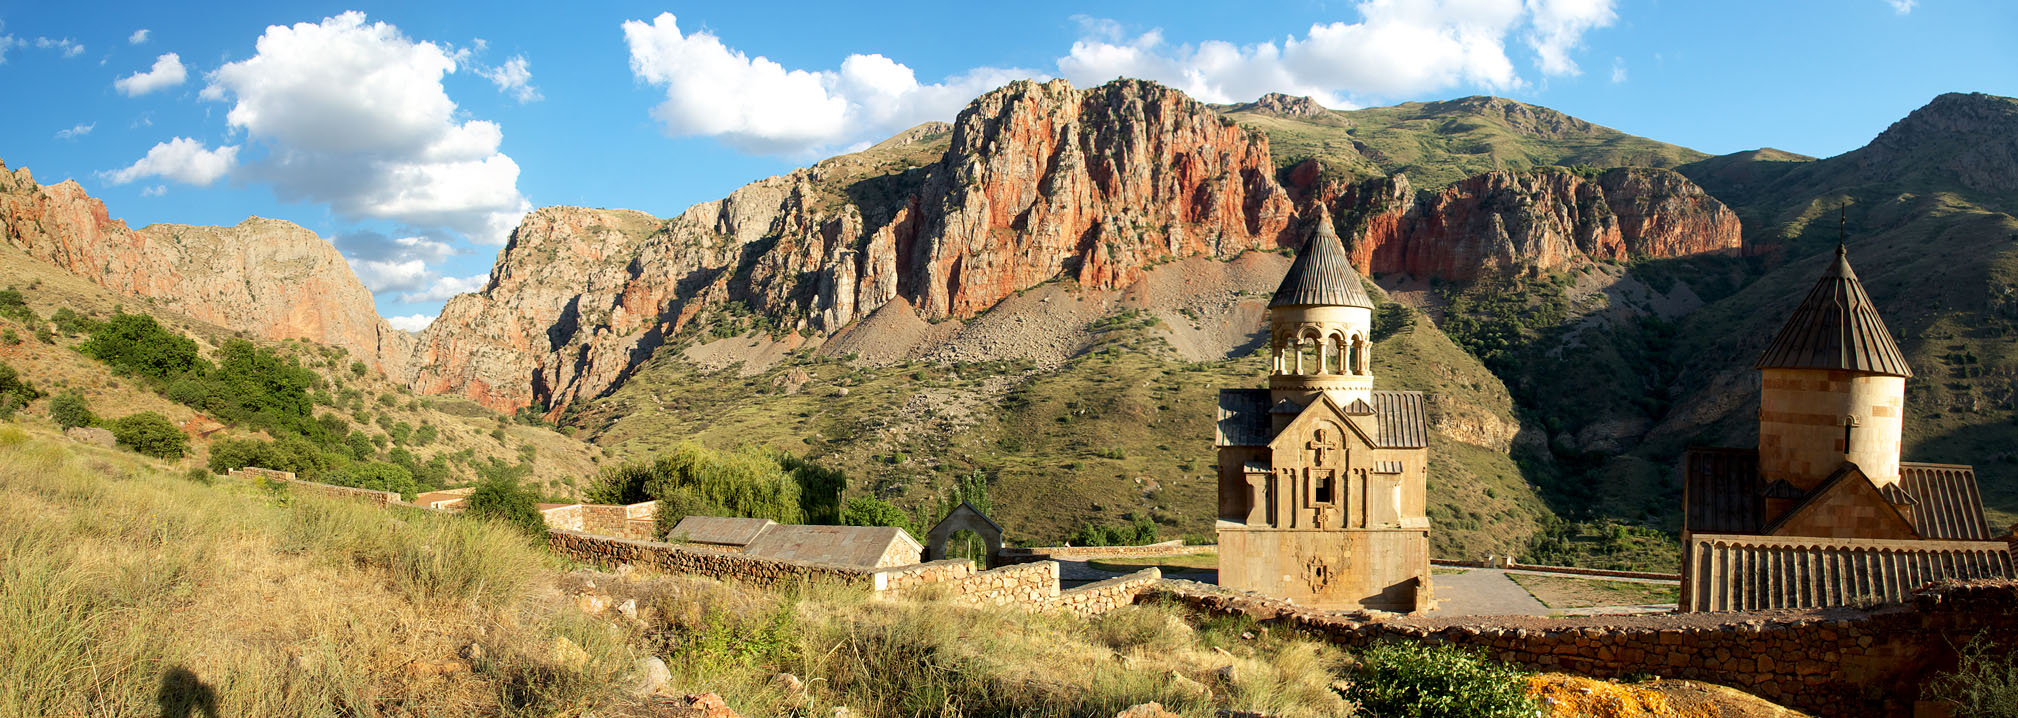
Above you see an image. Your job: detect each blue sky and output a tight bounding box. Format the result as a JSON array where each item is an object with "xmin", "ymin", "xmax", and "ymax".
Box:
[{"xmin": 1, "ymin": 0, "xmax": 2013, "ymax": 329}]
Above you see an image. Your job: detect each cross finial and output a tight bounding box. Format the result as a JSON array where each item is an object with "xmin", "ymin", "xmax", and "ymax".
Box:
[{"xmin": 1837, "ymin": 204, "xmax": 1847, "ymax": 256}]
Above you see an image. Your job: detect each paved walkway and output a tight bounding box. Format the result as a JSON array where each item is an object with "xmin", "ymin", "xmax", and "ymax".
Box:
[
  {"xmin": 1424, "ymin": 568, "xmax": 1551, "ymax": 616},
  {"xmin": 1051, "ymin": 559, "xmax": 1679, "ymax": 616}
]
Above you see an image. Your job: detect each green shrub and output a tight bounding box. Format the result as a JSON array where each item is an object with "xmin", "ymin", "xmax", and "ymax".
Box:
[
  {"xmin": 587, "ymin": 443, "xmax": 845, "ymax": 534},
  {"xmin": 80, "ymin": 313, "xmax": 202, "ymax": 382},
  {"xmin": 1347, "ymin": 642, "xmax": 1538, "ymax": 718},
  {"xmin": 464, "ymin": 475, "xmax": 548, "ymax": 539},
  {"xmin": 0, "ymin": 361, "xmax": 40, "ymax": 420},
  {"xmin": 841, "ymin": 496, "xmax": 918, "ymax": 536},
  {"xmin": 0, "ymin": 288, "xmax": 33, "ymax": 324},
  {"xmin": 1926, "ymin": 636, "xmax": 2018, "ymax": 718},
  {"xmin": 206, "ymin": 436, "xmax": 336, "ymax": 479},
  {"xmin": 49, "ymin": 390, "xmax": 94, "ymax": 430},
  {"xmin": 112, "ymin": 412, "xmax": 187, "ymax": 460},
  {"xmin": 48, "ymin": 307, "xmax": 98, "ymax": 336},
  {"xmin": 349, "ymin": 360, "xmax": 367, "ymax": 377}
]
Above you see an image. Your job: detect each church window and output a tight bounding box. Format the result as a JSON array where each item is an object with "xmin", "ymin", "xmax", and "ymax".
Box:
[
  {"xmin": 1296, "ymin": 330, "xmax": 1319, "ymax": 374},
  {"xmin": 1843, "ymin": 415, "xmax": 1859, "ymax": 452},
  {"xmin": 1315, "ymin": 473, "xmax": 1334, "ymax": 504}
]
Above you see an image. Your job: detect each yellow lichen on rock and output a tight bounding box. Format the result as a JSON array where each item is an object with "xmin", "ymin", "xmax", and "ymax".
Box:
[{"xmin": 1527, "ymin": 673, "xmax": 1703, "ymax": 718}]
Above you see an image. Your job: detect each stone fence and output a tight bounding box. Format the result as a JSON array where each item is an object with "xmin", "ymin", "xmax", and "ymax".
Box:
[
  {"xmin": 230, "ymin": 468, "xmax": 400, "ymax": 508},
  {"xmin": 1430, "ymin": 558, "xmax": 1681, "ymax": 582},
  {"xmin": 999, "ymin": 540, "xmax": 1208, "ymax": 562},
  {"xmin": 548, "ymin": 529, "xmax": 1160, "ymax": 616},
  {"xmin": 1140, "ymin": 578, "xmax": 2018, "ymax": 717}
]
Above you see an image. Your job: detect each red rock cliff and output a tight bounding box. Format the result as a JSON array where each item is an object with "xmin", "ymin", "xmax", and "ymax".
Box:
[
  {"xmin": 0, "ymin": 159, "xmax": 412, "ymax": 374},
  {"xmin": 411, "ymin": 80, "xmax": 1744, "ymax": 417}
]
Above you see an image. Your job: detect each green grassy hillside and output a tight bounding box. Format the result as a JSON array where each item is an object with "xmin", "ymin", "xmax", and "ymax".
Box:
[
  {"xmin": 576, "ymin": 274, "xmax": 1553, "ymax": 559},
  {"xmin": 1226, "ymin": 95, "xmax": 1711, "ymax": 189}
]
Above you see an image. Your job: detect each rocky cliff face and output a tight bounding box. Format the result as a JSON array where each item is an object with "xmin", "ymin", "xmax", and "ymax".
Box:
[
  {"xmin": 412, "ymin": 79, "xmax": 1744, "ymax": 417},
  {"xmin": 0, "ymin": 160, "xmax": 412, "ymax": 374},
  {"xmin": 1328, "ymin": 167, "xmax": 1743, "ymax": 281}
]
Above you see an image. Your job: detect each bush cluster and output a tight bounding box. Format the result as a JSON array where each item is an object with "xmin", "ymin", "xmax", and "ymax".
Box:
[
  {"xmin": 0, "ymin": 361, "xmax": 41, "ymax": 420},
  {"xmin": 584, "ymin": 442, "xmax": 848, "ymax": 537},
  {"xmin": 111, "ymin": 412, "xmax": 186, "ymax": 460},
  {"xmin": 1070, "ymin": 515, "xmax": 1160, "ymax": 547},
  {"xmin": 1347, "ymin": 641, "xmax": 1539, "ymax": 718}
]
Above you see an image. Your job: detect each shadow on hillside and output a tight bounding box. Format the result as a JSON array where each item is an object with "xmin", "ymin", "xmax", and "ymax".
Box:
[{"xmin": 157, "ymin": 666, "xmax": 218, "ymax": 718}]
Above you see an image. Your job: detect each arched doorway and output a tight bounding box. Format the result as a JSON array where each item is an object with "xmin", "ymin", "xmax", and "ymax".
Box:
[{"xmin": 926, "ymin": 501, "xmax": 1003, "ymax": 567}]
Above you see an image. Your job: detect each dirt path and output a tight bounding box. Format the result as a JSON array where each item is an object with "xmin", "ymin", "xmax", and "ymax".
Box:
[{"xmin": 1425, "ymin": 568, "xmax": 1552, "ymax": 617}]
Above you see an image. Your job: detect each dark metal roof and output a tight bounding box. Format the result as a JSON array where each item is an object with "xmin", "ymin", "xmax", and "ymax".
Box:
[
  {"xmin": 671, "ymin": 516, "xmax": 778, "ymax": 546},
  {"xmin": 1900, "ymin": 462, "xmax": 1994, "ymax": 540},
  {"xmin": 741, "ymin": 524, "xmax": 921, "ymax": 568},
  {"xmin": 1755, "ymin": 246, "xmax": 1912, "ymax": 377},
  {"xmin": 1683, "ymin": 448, "xmax": 1764, "ymax": 535},
  {"xmin": 1370, "ymin": 391, "xmax": 1427, "ymax": 449},
  {"xmin": 1216, "ymin": 389, "xmax": 1272, "ymax": 447},
  {"xmin": 1372, "ymin": 460, "xmax": 1405, "ymax": 475},
  {"xmin": 1269, "ymin": 210, "xmax": 1374, "ymax": 309}
]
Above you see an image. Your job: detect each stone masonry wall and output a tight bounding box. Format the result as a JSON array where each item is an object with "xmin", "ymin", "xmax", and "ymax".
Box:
[
  {"xmin": 1053, "ymin": 569, "xmax": 1163, "ymax": 618},
  {"xmin": 943, "ymin": 562, "xmax": 1062, "ymax": 606},
  {"xmin": 549, "ymin": 530, "xmax": 874, "ymax": 590},
  {"xmin": 1143, "ymin": 579, "xmax": 2018, "ymax": 717},
  {"xmin": 230, "ymin": 469, "xmax": 400, "ymax": 508},
  {"xmin": 999, "ymin": 541, "xmax": 1203, "ymax": 562}
]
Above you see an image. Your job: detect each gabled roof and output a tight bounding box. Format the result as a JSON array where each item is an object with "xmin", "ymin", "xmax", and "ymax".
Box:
[
  {"xmin": 671, "ymin": 516, "xmax": 778, "ymax": 546},
  {"xmin": 1269, "ymin": 208, "xmax": 1374, "ymax": 309},
  {"xmin": 1370, "ymin": 391, "xmax": 1427, "ymax": 449},
  {"xmin": 1216, "ymin": 389, "xmax": 1272, "ymax": 447},
  {"xmin": 1901, "ymin": 462, "xmax": 1994, "ymax": 540},
  {"xmin": 741, "ymin": 524, "xmax": 922, "ymax": 568},
  {"xmin": 1764, "ymin": 462, "xmax": 1916, "ymax": 539},
  {"xmin": 1755, "ymin": 245, "xmax": 1912, "ymax": 377}
]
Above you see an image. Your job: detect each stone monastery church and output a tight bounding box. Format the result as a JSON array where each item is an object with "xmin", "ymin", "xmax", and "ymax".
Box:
[
  {"xmin": 1214, "ymin": 210, "xmax": 1432, "ymax": 613},
  {"xmin": 1681, "ymin": 246, "xmax": 2013, "ymax": 611}
]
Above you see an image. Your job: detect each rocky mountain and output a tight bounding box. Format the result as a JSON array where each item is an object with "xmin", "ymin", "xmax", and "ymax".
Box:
[
  {"xmin": 412, "ymin": 79, "xmax": 1742, "ymax": 418},
  {"xmin": 0, "ymin": 161, "xmax": 412, "ymax": 376}
]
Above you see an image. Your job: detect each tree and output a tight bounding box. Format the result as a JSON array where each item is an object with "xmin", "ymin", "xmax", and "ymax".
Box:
[
  {"xmin": 49, "ymin": 390, "xmax": 94, "ymax": 429},
  {"xmin": 112, "ymin": 412, "xmax": 187, "ymax": 460},
  {"xmin": 80, "ymin": 313, "xmax": 203, "ymax": 382},
  {"xmin": 464, "ymin": 476, "xmax": 547, "ymax": 539},
  {"xmin": 0, "ymin": 361, "xmax": 41, "ymax": 420},
  {"xmin": 841, "ymin": 496, "xmax": 917, "ymax": 536}
]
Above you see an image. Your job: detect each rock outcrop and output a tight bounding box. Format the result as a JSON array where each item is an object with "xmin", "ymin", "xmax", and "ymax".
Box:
[
  {"xmin": 0, "ymin": 160, "xmax": 412, "ymax": 374},
  {"xmin": 410, "ymin": 80, "xmax": 1744, "ymax": 417},
  {"xmin": 1332, "ymin": 167, "xmax": 1743, "ymax": 281}
]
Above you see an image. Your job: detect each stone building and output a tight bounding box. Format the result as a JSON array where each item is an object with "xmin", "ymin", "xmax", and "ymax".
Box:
[
  {"xmin": 1214, "ymin": 210, "xmax": 1433, "ymax": 612},
  {"xmin": 670, "ymin": 516, "xmax": 924, "ymax": 569},
  {"xmin": 1680, "ymin": 246, "xmax": 2014, "ymax": 611}
]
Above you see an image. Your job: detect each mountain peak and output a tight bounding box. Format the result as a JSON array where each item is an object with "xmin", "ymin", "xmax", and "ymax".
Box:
[
  {"xmin": 1239, "ymin": 93, "xmax": 1330, "ymax": 118},
  {"xmin": 1857, "ymin": 91, "xmax": 2018, "ymax": 199}
]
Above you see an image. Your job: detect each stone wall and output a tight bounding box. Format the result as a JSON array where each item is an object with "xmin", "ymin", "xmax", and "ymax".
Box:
[
  {"xmin": 549, "ymin": 530, "xmax": 874, "ymax": 590},
  {"xmin": 943, "ymin": 562, "xmax": 1062, "ymax": 606},
  {"xmin": 1053, "ymin": 569, "xmax": 1162, "ymax": 618},
  {"xmin": 1432, "ymin": 558, "xmax": 1681, "ymax": 582},
  {"xmin": 230, "ymin": 469, "xmax": 401, "ymax": 508},
  {"xmin": 999, "ymin": 541, "xmax": 1206, "ymax": 562},
  {"xmin": 1143, "ymin": 578, "xmax": 2018, "ymax": 717}
]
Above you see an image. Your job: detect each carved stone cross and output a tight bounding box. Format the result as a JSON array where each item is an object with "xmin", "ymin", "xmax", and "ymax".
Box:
[{"xmin": 1306, "ymin": 427, "xmax": 1342, "ymax": 467}]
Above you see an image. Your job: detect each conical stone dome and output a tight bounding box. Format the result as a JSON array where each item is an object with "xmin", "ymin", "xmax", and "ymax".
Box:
[
  {"xmin": 1755, "ymin": 245, "xmax": 1912, "ymax": 377},
  {"xmin": 1269, "ymin": 209, "xmax": 1373, "ymax": 309}
]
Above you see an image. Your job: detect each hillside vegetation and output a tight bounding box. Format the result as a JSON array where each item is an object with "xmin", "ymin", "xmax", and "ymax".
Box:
[
  {"xmin": 0, "ymin": 240, "xmax": 603, "ymax": 500},
  {"xmin": 0, "ymin": 423, "xmax": 1590, "ymax": 717}
]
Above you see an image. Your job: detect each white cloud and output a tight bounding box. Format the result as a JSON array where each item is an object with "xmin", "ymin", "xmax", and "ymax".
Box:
[
  {"xmin": 338, "ymin": 231, "xmax": 483, "ymax": 303},
  {"xmin": 1061, "ymin": 0, "xmax": 1616, "ymax": 106},
  {"xmin": 385, "ymin": 314, "xmax": 435, "ymax": 332},
  {"xmin": 622, "ymin": 12, "xmax": 1038, "ymax": 155},
  {"xmin": 54, "ymin": 122, "xmax": 94, "ymax": 140},
  {"xmin": 35, "ymin": 37, "xmax": 84, "ymax": 58},
  {"xmin": 479, "ymin": 55, "xmax": 540, "ymax": 102},
  {"xmin": 115, "ymin": 53, "xmax": 188, "ymax": 96},
  {"xmin": 628, "ymin": 3, "xmax": 1617, "ymax": 155},
  {"xmin": 202, "ymin": 11, "xmax": 529, "ymax": 244},
  {"xmin": 0, "ymin": 35, "xmax": 16, "ymax": 64},
  {"xmin": 141, "ymin": 185, "xmax": 166, "ymax": 197},
  {"xmin": 129, "ymin": 29, "xmax": 150, "ymax": 45},
  {"xmin": 398, "ymin": 273, "xmax": 486, "ymax": 302},
  {"xmin": 1610, "ymin": 57, "xmax": 1627, "ymax": 84},
  {"xmin": 102, "ymin": 137, "xmax": 238, "ymax": 186},
  {"xmin": 1886, "ymin": 0, "xmax": 1917, "ymax": 13}
]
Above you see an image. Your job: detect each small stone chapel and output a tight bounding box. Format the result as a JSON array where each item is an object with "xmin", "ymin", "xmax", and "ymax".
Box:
[
  {"xmin": 1680, "ymin": 245, "xmax": 2014, "ymax": 611},
  {"xmin": 1213, "ymin": 209, "xmax": 1433, "ymax": 612}
]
